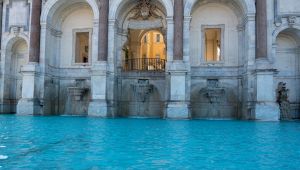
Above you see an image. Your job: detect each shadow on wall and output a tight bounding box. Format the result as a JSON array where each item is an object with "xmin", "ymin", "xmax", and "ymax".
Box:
[{"xmin": 191, "ymin": 79, "xmax": 239, "ymax": 119}]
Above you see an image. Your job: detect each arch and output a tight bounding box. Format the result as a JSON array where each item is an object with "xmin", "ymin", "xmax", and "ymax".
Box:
[
  {"xmin": 184, "ymin": 0, "xmax": 255, "ymax": 17},
  {"xmin": 137, "ymin": 29, "xmax": 165, "ymax": 43},
  {"xmin": 2, "ymin": 36, "xmax": 29, "ymax": 113},
  {"xmin": 273, "ymin": 27, "xmax": 300, "ymax": 119},
  {"xmin": 109, "ymin": 0, "xmax": 173, "ymax": 20},
  {"xmin": 273, "ymin": 26, "xmax": 300, "ymax": 44},
  {"xmin": 41, "ymin": 0, "xmax": 99, "ymax": 24},
  {"xmin": 3, "ymin": 35, "xmax": 29, "ymax": 54}
]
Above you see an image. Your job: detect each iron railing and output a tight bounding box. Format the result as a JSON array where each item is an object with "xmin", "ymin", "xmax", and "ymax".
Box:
[{"xmin": 123, "ymin": 58, "xmax": 166, "ymax": 71}]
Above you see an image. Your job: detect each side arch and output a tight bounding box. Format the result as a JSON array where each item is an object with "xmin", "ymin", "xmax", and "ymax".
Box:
[
  {"xmin": 273, "ymin": 26, "xmax": 300, "ymax": 44},
  {"xmin": 41, "ymin": 0, "xmax": 99, "ymax": 24},
  {"xmin": 3, "ymin": 34, "xmax": 29, "ymax": 53},
  {"xmin": 184, "ymin": 0, "xmax": 256, "ymax": 16}
]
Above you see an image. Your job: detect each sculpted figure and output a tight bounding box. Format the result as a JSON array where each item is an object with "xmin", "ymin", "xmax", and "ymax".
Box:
[{"xmin": 277, "ymin": 82, "xmax": 291, "ymax": 119}]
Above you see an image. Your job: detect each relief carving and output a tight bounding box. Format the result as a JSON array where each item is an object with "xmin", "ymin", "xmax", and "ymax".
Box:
[
  {"xmin": 128, "ymin": 0, "xmax": 163, "ymax": 29},
  {"xmin": 130, "ymin": 0, "xmax": 161, "ymax": 20},
  {"xmin": 287, "ymin": 16, "xmax": 297, "ymax": 26},
  {"xmin": 199, "ymin": 79, "xmax": 226, "ymax": 116},
  {"xmin": 131, "ymin": 79, "xmax": 153, "ymax": 102}
]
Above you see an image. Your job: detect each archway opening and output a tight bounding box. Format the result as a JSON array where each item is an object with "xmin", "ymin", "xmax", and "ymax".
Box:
[
  {"xmin": 4, "ymin": 38, "xmax": 28, "ymax": 113},
  {"xmin": 43, "ymin": 1, "xmax": 94, "ymax": 115},
  {"xmin": 123, "ymin": 30, "xmax": 166, "ymax": 71},
  {"xmin": 189, "ymin": 1, "xmax": 242, "ymax": 119},
  {"xmin": 274, "ymin": 28, "xmax": 300, "ymax": 119},
  {"xmin": 114, "ymin": 0, "xmax": 168, "ymax": 118}
]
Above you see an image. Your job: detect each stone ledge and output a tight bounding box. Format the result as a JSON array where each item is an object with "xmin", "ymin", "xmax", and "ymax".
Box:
[{"xmin": 166, "ymin": 102, "xmax": 190, "ymax": 119}]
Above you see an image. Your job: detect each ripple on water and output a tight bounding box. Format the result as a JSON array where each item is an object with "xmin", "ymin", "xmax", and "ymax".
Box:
[
  {"xmin": 0, "ymin": 155, "xmax": 8, "ymax": 160},
  {"xmin": 0, "ymin": 146, "xmax": 6, "ymax": 148}
]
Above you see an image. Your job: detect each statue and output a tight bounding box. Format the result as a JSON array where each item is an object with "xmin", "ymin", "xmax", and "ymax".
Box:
[{"xmin": 277, "ymin": 82, "xmax": 291, "ymax": 120}]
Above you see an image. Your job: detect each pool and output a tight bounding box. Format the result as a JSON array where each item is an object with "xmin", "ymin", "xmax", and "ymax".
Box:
[{"xmin": 0, "ymin": 115, "xmax": 300, "ymax": 169}]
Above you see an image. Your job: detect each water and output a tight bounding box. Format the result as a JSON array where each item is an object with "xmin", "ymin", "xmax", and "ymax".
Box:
[{"xmin": 0, "ymin": 115, "xmax": 300, "ymax": 169}]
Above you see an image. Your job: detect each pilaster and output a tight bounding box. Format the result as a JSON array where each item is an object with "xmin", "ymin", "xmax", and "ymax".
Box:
[
  {"xmin": 253, "ymin": 59, "xmax": 280, "ymax": 121},
  {"xmin": 17, "ymin": 63, "xmax": 42, "ymax": 115},
  {"xmin": 166, "ymin": 61, "xmax": 190, "ymax": 119},
  {"xmin": 88, "ymin": 62, "xmax": 108, "ymax": 117}
]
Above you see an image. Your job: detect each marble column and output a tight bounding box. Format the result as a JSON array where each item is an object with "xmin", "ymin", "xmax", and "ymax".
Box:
[
  {"xmin": 88, "ymin": 0, "xmax": 110, "ymax": 117},
  {"xmin": 0, "ymin": 1, "xmax": 3, "ymax": 51},
  {"xmin": 173, "ymin": 0, "xmax": 183, "ymax": 60},
  {"xmin": 256, "ymin": 0, "xmax": 267, "ymax": 59},
  {"xmin": 0, "ymin": 1, "xmax": 4, "ymax": 113},
  {"xmin": 166, "ymin": 0, "xmax": 190, "ymax": 119},
  {"xmin": 17, "ymin": 0, "xmax": 42, "ymax": 115},
  {"xmin": 98, "ymin": 0, "xmax": 109, "ymax": 61},
  {"xmin": 253, "ymin": 0, "xmax": 279, "ymax": 121},
  {"xmin": 29, "ymin": 0, "xmax": 41, "ymax": 62}
]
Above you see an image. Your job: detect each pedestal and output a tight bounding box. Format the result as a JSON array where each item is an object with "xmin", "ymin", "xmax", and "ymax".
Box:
[
  {"xmin": 166, "ymin": 61, "xmax": 190, "ymax": 119},
  {"xmin": 17, "ymin": 63, "xmax": 41, "ymax": 115},
  {"xmin": 166, "ymin": 102, "xmax": 189, "ymax": 119},
  {"xmin": 254, "ymin": 60, "xmax": 280, "ymax": 121},
  {"xmin": 88, "ymin": 62, "xmax": 108, "ymax": 117}
]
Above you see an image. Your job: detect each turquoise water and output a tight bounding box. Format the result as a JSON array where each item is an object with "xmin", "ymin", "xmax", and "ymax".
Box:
[{"xmin": 0, "ymin": 115, "xmax": 300, "ymax": 169}]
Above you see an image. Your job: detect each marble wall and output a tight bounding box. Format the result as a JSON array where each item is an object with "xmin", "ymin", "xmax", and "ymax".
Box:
[{"xmin": 1, "ymin": 0, "xmax": 300, "ymax": 120}]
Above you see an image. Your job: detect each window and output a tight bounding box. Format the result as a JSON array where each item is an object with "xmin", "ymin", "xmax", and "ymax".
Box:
[
  {"xmin": 156, "ymin": 34, "xmax": 161, "ymax": 43},
  {"xmin": 204, "ymin": 28, "xmax": 221, "ymax": 62},
  {"xmin": 75, "ymin": 32, "xmax": 90, "ymax": 63}
]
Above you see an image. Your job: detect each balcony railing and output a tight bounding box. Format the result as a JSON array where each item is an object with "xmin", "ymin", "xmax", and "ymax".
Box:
[{"xmin": 123, "ymin": 58, "xmax": 166, "ymax": 71}]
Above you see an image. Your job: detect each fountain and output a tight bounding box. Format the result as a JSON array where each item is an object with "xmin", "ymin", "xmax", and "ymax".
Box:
[{"xmin": 67, "ymin": 79, "xmax": 89, "ymax": 101}]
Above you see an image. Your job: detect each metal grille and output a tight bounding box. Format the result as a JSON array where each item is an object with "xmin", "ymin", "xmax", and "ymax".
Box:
[{"xmin": 123, "ymin": 58, "xmax": 166, "ymax": 71}]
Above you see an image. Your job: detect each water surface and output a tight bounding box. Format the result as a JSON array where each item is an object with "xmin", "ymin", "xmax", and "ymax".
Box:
[{"xmin": 0, "ymin": 115, "xmax": 300, "ymax": 169}]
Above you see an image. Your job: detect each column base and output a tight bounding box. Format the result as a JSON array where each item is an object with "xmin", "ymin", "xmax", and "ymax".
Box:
[
  {"xmin": 88, "ymin": 100, "xmax": 108, "ymax": 117},
  {"xmin": 166, "ymin": 102, "xmax": 190, "ymax": 119},
  {"xmin": 255, "ymin": 102, "xmax": 280, "ymax": 121},
  {"xmin": 17, "ymin": 99, "xmax": 41, "ymax": 115}
]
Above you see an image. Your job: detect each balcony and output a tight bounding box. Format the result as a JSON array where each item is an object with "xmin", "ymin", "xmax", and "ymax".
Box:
[{"xmin": 123, "ymin": 58, "xmax": 166, "ymax": 72}]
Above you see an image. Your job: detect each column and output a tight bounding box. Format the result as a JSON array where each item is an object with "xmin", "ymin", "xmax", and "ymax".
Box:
[
  {"xmin": 98, "ymin": 0, "xmax": 109, "ymax": 61},
  {"xmin": 254, "ymin": 0, "xmax": 279, "ymax": 121},
  {"xmin": 256, "ymin": 0, "xmax": 268, "ymax": 59},
  {"xmin": 0, "ymin": 1, "xmax": 4, "ymax": 113},
  {"xmin": 0, "ymin": 1, "xmax": 3, "ymax": 49},
  {"xmin": 173, "ymin": 0, "xmax": 183, "ymax": 60},
  {"xmin": 166, "ymin": 0, "xmax": 190, "ymax": 119},
  {"xmin": 17, "ymin": 0, "xmax": 42, "ymax": 115},
  {"xmin": 88, "ymin": 0, "xmax": 110, "ymax": 117}
]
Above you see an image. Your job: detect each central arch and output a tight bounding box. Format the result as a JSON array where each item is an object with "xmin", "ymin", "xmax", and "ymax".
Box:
[
  {"xmin": 184, "ymin": 0, "xmax": 255, "ymax": 17},
  {"xmin": 111, "ymin": 0, "xmax": 169, "ymax": 118}
]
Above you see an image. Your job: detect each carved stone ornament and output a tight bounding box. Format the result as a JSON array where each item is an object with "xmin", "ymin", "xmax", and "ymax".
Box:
[
  {"xmin": 288, "ymin": 16, "xmax": 297, "ymax": 26},
  {"xmin": 199, "ymin": 79, "xmax": 225, "ymax": 104},
  {"xmin": 130, "ymin": 0, "xmax": 161, "ymax": 20},
  {"xmin": 131, "ymin": 79, "xmax": 153, "ymax": 102}
]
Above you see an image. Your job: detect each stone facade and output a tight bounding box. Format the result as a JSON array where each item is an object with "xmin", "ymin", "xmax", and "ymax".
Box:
[{"xmin": 0, "ymin": 0, "xmax": 300, "ymax": 121}]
